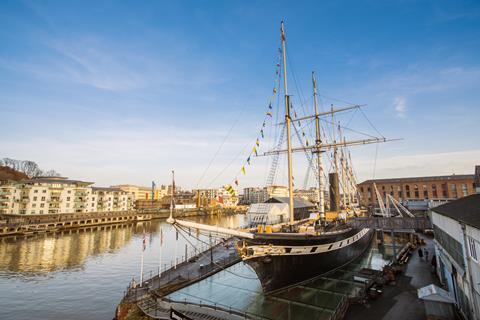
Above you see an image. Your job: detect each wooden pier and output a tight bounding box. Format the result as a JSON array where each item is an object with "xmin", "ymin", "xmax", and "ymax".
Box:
[{"xmin": 0, "ymin": 211, "xmax": 152, "ymax": 237}]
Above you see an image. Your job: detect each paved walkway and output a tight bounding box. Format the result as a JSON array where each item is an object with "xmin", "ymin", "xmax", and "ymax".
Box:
[{"xmin": 345, "ymin": 233, "xmax": 440, "ymax": 320}]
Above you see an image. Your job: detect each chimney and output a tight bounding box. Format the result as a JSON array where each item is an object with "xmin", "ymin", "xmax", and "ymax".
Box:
[{"xmin": 475, "ymin": 165, "xmax": 480, "ymax": 194}]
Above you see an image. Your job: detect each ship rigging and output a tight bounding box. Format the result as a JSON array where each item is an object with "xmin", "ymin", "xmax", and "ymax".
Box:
[{"xmin": 168, "ymin": 21, "xmax": 400, "ymax": 293}]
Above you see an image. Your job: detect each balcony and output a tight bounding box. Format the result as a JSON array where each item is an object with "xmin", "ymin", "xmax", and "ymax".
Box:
[
  {"xmin": 0, "ymin": 190, "xmax": 11, "ymax": 196},
  {"xmin": 0, "ymin": 204, "xmax": 8, "ymax": 209},
  {"xmin": 49, "ymin": 197, "xmax": 61, "ymax": 203}
]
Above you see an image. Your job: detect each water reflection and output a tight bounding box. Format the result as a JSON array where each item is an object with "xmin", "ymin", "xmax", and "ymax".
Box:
[
  {"xmin": 0, "ymin": 213, "xmax": 246, "ymax": 276},
  {"xmin": 0, "ymin": 224, "xmax": 137, "ymax": 274},
  {"xmin": 0, "ymin": 213, "xmax": 247, "ymax": 320}
]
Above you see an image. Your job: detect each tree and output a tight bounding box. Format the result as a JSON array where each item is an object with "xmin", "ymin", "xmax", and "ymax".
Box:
[{"xmin": 1, "ymin": 158, "xmax": 61, "ymax": 178}]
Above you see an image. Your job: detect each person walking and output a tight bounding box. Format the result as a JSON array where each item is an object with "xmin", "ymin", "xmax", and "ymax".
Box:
[
  {"xmin": 418, "ymin": 248, "xmax": 423, "ymax": 259},
  {"xmin": 424, "ymin": 248, "xmax": 429, "ymax": 261}
]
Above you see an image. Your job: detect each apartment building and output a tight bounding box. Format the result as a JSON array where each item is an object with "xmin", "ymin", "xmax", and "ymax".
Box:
[
  {"xmin": 0, "ymin": 177, "xmax": 134, "ymax": 215},
  {"xmin": 243, "ymin": 185, "xmax": 289, "ymax": 204}
]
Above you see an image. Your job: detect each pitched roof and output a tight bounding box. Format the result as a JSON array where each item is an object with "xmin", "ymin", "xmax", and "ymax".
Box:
[
  {"xmin": 266, "ymin": 196, "xmax": 315, "ymax": 208},
  {"xmin": 433, "ymin": 194, "xmax": 480, "ymax": 229}
]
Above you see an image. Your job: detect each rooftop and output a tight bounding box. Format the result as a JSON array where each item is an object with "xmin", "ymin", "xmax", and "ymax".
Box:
[
  {"xmin": 432, "ymin": 194, "xmax": 480, "ymax": 229},
  {"xmin": 359, "ymin": 174, "xmax": 474, "ymax": 185},
  {"xmin": 21, "ymin": 177, "xmax": 94, "ymax": 186},
  {"xmin": 266, "ymin": 196, "xmax": 315, "ymax": 208}
]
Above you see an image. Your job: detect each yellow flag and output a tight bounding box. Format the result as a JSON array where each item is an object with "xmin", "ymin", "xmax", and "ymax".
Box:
[
  {"xmin": 241, "ymin": 166, "xmax": 246, "ymax": 175},
  {"xmin": 253, "ymin": 146, "xmax": 258, "ymax": 156}
]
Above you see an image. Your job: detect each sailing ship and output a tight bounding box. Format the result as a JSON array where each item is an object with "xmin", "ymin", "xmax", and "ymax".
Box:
[{"xmin": 168, "ymin": 22, "xmax": 397, "ymax": 293}]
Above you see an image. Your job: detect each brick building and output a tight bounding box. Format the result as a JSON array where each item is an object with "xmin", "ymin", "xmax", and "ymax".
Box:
[{"xmin": 358, "ymin": 166, "xmax": 479, "ymax": 207}]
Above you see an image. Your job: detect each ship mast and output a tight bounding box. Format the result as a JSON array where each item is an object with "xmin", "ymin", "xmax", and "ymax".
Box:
[
  {"xmin": 167, "ymin": 170, "xmax": 175, "ymax": 223},
  {"xmin": 312, "ymin": 72, "xmax": 324, "ymax": 215},
  {"xmin": 280, "ymin": 21, "xmax": 295, "ymax": 224}
]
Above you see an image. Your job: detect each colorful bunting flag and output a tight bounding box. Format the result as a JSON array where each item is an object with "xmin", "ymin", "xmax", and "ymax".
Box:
[
  {"xmin": 260, "ymin": 129, "xmax": 264, "ymax": 138},
  {"xmin": 247, "ymin": 156, "xmax": 251, "ymax": 165},
  {"xmin": 266, "ymin": 112, "xmax": 272, "ymax": 117},
  {"xmin": 241, "ymin": 166, "xmax": 246, "ymax": 175},
  {"xmin": 256, "ymin": 138, "xmax": 260, "ymax": 147},
  {"xmin": 273, "ymin": 88, "xmax": 277, "ymax": 94},
  {"xmin": 234, "ymin": 179, "xmax": 238, "ymax": 186},
  {"xmin": 262, "ymin": 122, "xmax": 266, "ymax": 127},
  {"xmin": 253, "ymin": 146, "xmax": 258, "ymax": 156},
  {"xmin": 268, "ymin": 103, "xmax": 272, "ymax": 109}
]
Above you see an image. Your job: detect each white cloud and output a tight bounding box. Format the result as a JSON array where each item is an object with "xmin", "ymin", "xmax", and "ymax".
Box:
[{"xmin": 393, "ymin": 96, "xmax": 406, "ymax": 118}]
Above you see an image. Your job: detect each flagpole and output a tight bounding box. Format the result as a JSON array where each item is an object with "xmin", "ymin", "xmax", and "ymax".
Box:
[
  {"xmin": 159, "ymin": 226, "xmax": 163, "ymax": 277},
  {"xmin": 140, "ymin": 234, "xmax": 145, "ymax": 285},
  {"xmin": 174, "ymin": 230, "xmax": 178, "ymax": 269}
]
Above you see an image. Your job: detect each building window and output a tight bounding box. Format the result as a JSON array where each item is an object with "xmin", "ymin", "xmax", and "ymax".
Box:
[
  {"xmin": 42, "ymin": 190, "xmax": 46, "ymax": 193},
  {"xmin": 414, "ymin": 185, "xmax": 419, "ymax": 198},
  {"xmin": 34, "ymin": 190, "xmax": 38, "ymax": 193},
  {"xmin": 423, "ymin": 185, "xmax": 428, "ymax": 198},
  {"xmin": 32, "ymin": 203, "xmax": 36, "ymax": 208},
  {"xmin": 68, "ymin": 190, "xmax": 71, "ymax": 194},
  {"xmin": 31, "ymin": 210, "xmax": 35, "ymax": 214},
  {"xmin": 33, "ymin": 196, "xmax": 37, "ymax": 201},
  {"xmin": 468, "ymin": 237, "xmax": 478, "ymax": 262},
  {"xmin": 451, "ymin": 184, "xmax": 457, "ymax": 198},
  {"xmin": 40, "ymin": 203, "xmax": 45, "ymax": 208},
  {"xmin": 40, "ymin": 210, "xmax": 43, "ymax": 214},
  {"xmin": 67, "ymin": 197, "xmax": 70, "ymax": 201},
  {"xmin": 441, "ymin": 183, "xmax": 448, "ymax": 197},
  {"xmin": 66, "ymin": 203, "xmax": 69, "ymax": 208},
  {"xmin": 405, "ymin": 185, "xmax": 410, "ymax": 198},
  {"xmin": 390, "ymin": 186, "xmax": 394, "ymax": 196},
  {"xmin": 432, "ymin": 184, "xmax": 438, "ymax": 198},
  {"xmin": 41, "ymin": 196, "xmax": 45, "ymax": 201},
  {"xmin": 462, "ymin": 184, "xmax": 468, "ymax": 197}
]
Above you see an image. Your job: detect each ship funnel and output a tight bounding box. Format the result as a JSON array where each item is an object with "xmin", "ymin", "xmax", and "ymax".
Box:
[{"xmin": 329, "ymin": 173, "xmax": 340, "ymax": 212}]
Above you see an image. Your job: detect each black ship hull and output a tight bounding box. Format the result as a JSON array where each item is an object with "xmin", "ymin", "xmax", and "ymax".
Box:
[{"xmin": 241, "ymin": 228, "xmax": 374, "ymax": 293}]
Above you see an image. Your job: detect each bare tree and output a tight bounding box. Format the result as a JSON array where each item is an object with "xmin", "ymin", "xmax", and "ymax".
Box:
[
  {"xmin": 42, "ymin": 169, "xmax": 61, "ymax": 177},
  {"xmin": 1, "ymin": 158, "xmax": 61, "ymax": 178}
]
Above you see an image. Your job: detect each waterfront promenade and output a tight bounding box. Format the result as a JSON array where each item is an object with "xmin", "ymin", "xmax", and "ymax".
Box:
[
  {"xmin": 345, "ymin": 234, "xmax": 440, "ymax": 320},
  {"xmin": 0, "ymin": 207, "xmax": 244, "ymax": 237}
]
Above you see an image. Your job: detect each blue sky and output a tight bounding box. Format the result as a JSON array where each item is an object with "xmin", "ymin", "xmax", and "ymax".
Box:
[{"xmin": 0, "ymin": 0, "xmax": 479, "ymax": 189}]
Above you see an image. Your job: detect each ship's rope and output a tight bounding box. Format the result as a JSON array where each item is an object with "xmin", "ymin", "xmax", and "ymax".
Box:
[{"xmin": 195, "ymin": 110, "xmax": 244, "ymax": 188}]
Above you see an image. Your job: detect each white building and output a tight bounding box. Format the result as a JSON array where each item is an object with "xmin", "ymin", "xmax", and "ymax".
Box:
[
  {"xmin": 243, "ymin": 185, "xmax": 288, "ymax": 204},
  {"xmin": 0, "ymin": 177, "xmax": 134, "ymax": 215},
  {"xmin": 431, "ymin": 193, "xmax": 480, "ymax": 320}
]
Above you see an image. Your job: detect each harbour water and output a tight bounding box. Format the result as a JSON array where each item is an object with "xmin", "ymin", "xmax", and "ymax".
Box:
[{"xmin": 0, "ymin": 213, "xmax": 246, "ymax": 320}]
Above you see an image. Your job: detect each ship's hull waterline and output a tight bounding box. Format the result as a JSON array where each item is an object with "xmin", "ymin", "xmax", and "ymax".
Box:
[{"xmin": 240, "ymin": 227, "xmax": 375, "ymax": 293}]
